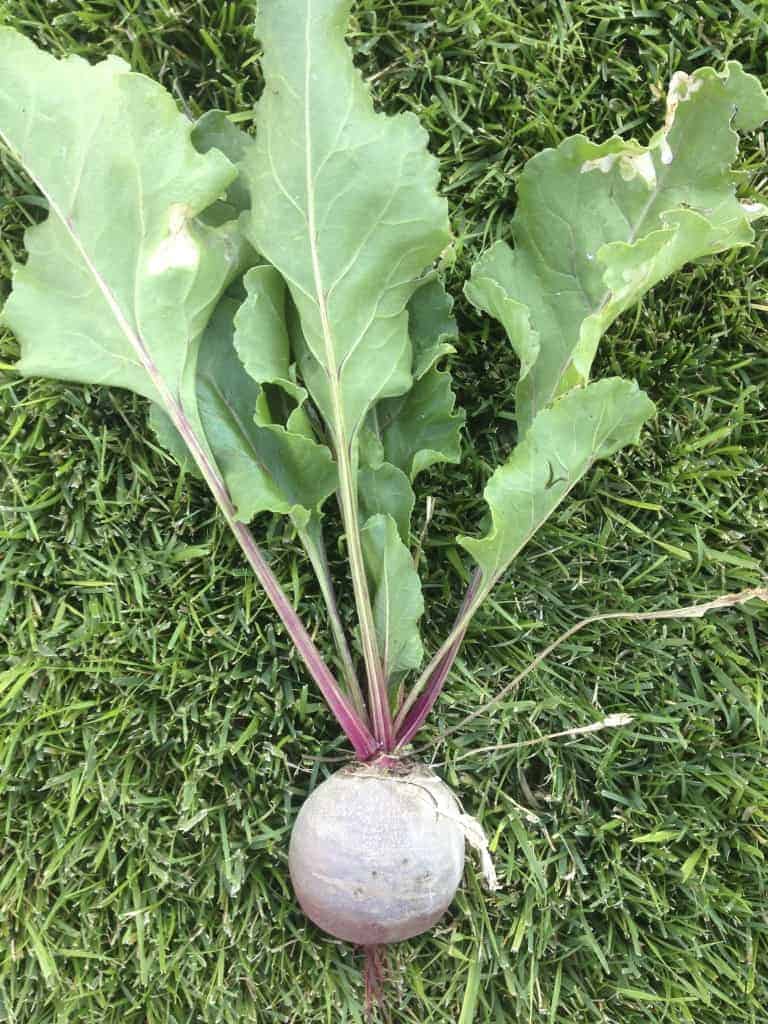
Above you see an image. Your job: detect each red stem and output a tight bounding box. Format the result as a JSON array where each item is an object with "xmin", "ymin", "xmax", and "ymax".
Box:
[
  {"xmin": 228, "ymin": 518, "xmax": 379, "ymax": 760},
  {"xmin": 136, "ymin": 331, "xmax": 379, "ymax": 759},
  {"xmin": 394, "ymin": 570, "xmax": 482, "ymax": 750}
]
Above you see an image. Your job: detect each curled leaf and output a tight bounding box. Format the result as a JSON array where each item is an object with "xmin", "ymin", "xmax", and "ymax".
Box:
[{"xmin": 466, "ymin": 62, "xmax": 768, "ymax": 433}]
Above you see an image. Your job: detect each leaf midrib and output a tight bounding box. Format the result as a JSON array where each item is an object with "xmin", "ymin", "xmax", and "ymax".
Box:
[
  {"xmin": 0, "ymin": 130, "xmax": 156, "ymax": 385},
  {"xmin": 303, "ymin": 0, "xmax": 344, "ymax": 442}
]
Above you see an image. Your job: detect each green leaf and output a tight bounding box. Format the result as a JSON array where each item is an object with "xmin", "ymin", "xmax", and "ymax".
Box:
[
  {"xmin": 0, "ymin": 30, "xmax": 242, "ymax": 416},
  {"xmin": 361, "ymin": 513, "xmax": 424, "ymax": 681},
  {"xmin": 243, "ymin": 0, "xmax": 448, "ymax": 723},
  {"xmin": 233, "ymin": 266, "xmax": 306, "ymax": 407},
  {"xmin": 149, "ymin": 117, "xmax": 259, "ymax": 479},
  {"xmin": 373, "ymin": 274, "xmax": 465, "ymax": 481},
  {"xmin": 243, "ymin": 0, "xmax": 451, "ymax": 443},
  {"xmin": 358, "ymin": 462, "xmax": 414, "ymax": 545},
  {"xmin": 458, "ymin": 379, "xmax": 656, "ymax": 584},
  {"xmin": 356, "ymin": 425, "xmax": 415, "ymax": 545},
  {"xmin": 191, "ymin": 110, "xmax": 254, "ymax": 217},
  {"xmin": 148, "ymin": 285, "xmax": 338, "ymax": 526},
  {"xmin": 197, "ymin": 294, "xmax": 338, "ymax": 526},
  {"xmin": 354, "ymin": 275, "xmax": 461, "ymax": 551},
  {"xmin": 466, "ymin": 63, "xmax": 768, "ymax": 433},
  {"xmin": 408, "ymin": 272, "xmax": 459, "ymax": 379},
  {"xmin": 377, "ymin": 368, "xmax": 465, "ymax": 481},
  {"xmin": 0, "ymin": 30, "xmax": 377, "ymax": 761}
]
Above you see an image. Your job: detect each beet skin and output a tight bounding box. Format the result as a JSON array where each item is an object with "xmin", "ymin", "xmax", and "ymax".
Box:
[{"xmin": 289, "ymin": 762, "xmax": 465, "ymax": 945}]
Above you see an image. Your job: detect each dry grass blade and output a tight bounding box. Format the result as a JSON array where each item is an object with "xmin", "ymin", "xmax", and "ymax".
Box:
[
  {"xmin": 430, "ymin": 588, "xmax": 768, "ymax": 746},
  {"xmin": 454, "ymin": 713, "xmax": 636, "ymax": 761}
]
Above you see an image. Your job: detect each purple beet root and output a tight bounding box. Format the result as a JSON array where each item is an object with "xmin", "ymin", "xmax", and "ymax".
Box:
[{"xmin": 289, "ymin": 762, "xmax": 465, "ymax": 945}]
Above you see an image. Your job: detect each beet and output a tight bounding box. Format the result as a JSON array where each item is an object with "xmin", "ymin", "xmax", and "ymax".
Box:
[{"xmin": 288, "ymin": 762, "xmax": 466, "ymax": 945}]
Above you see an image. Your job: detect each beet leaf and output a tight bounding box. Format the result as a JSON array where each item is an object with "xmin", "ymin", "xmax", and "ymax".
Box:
[{"xmin": 465, "ymin": 63, "xmax": 768, "ymax": 435}]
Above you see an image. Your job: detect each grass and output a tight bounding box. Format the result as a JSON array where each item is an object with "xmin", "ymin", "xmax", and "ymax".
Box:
[{"xmin": 1, "ymin": 0, "xmax": 767, "ymax": 1021}]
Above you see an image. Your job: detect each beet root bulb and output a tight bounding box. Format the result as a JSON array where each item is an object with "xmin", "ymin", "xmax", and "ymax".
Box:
[{"xmin": 288, "ymin": 762, "xmax": 466, "ymax": 945}]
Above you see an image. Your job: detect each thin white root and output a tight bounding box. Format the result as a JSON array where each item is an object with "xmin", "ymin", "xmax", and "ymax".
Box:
[
  {"xmin": 456, "ymin": 811, "xmax": 499, "ymax": 892},
  {"xmin": 454, "ymin": 712, "xmax": 635, "ymax": 761},
  {"xmin": 432, "ymin": 802, "xmax": 499, "ymax": 892}
]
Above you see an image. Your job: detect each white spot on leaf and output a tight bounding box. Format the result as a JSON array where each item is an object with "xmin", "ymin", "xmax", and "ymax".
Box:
[
  {"xmin": 580, "ymin": 153, "xmax": 619, "ymax": 175},
  {"xmin": 665, "ymin": 72, "xmax": 703, "ymax": 125},
  {"xmin": 671, "ymin": 75, "xmax": 698, "ymax": 114},
  {"xmin": 148, "ymin": 204, "xmax": 199, "ymax": 275},
  {"xmin": 620, "ymin": 151, "xmax": 657, "ymax": 187},
  {"xmin": 659, "ymin": 71, "xmax": 704, "ymax": 164},
  {"xmin": 581, "ymin": 149, "xmax": 657, "ymax": 188}
]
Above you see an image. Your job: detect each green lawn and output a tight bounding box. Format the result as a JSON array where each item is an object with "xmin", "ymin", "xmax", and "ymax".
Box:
[{"xmin": 1, "ymin": 1, "xmax": 767, "ymax": 1021}]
